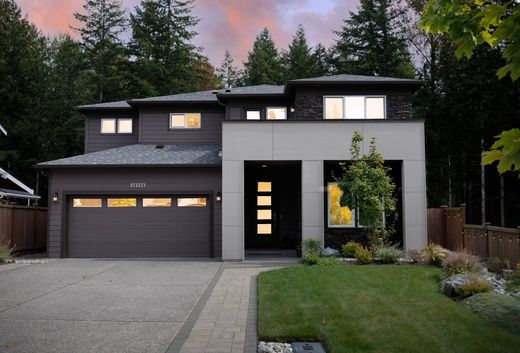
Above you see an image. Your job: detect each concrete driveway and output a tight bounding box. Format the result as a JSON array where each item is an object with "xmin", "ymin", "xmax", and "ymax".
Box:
[{"xmin": 0, "ymin": 259, "xmax": 221, "ymax": 353}]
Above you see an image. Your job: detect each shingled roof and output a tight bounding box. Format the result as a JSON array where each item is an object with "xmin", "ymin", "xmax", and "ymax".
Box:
[
  {"xmin": 37, "ymin": 144, "xmax": 222, "ymax": 168},
  {"xmin": 287, "ymin": 74, "xmax": 423, "ymax": 85},
  {"xmin": 76, "ymin": 100, "xmax": 132, "ymax": 111}
]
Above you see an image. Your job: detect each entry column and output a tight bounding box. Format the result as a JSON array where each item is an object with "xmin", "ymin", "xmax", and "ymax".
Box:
[{"xmin": 301, "ymin": 161, "xmax": 324, "ymax": 245}]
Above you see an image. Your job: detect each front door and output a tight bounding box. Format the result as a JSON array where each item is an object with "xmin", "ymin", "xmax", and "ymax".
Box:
[{"xmin": 246, "ymin": 173, "xmax": 280, "ymax": 249}]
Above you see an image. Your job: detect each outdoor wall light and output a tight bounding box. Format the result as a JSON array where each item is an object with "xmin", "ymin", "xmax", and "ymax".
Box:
[
  {"xmin": 290, "ymin": 106, "xmax": 295, "ymax": 113},
  {"xmin": 52, "ymin": 192, "xmax": 59, "ymax": 203},
  {"xmin": 215, "ymin": 192, "xmax": 222, "ymax": 202}
]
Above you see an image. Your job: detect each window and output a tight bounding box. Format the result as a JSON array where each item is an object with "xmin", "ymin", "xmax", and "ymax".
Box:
[
  {"xmin": 257, "ymin": 209, "xmax": 272, "ymax": 220},
  {"xmin": 257, "ymin": 196, "xmax": 271, "ymax": 206},
  {"xmin": 257, "ymin": 182, "xmax": 271, "ymax": 192},
  {"xmin": 177, "ymin": 197, "xmax": 207, "ymax": 207},
  {"xmin": 107, "ymin": 198, "xmax": 137, "ymax": 207},
  {"xmin": 266, "ymin": 107, "xmax": 287, "ymax": 120},
  {"xmin": 73, "ymin": 198, "xmax": 102, "ymax": 208},
  {"xmin": 170, "ymin": 113, "xmax": 201, "ymax": 129},
  {"xmin": 246, "ymin": 110, "xmax": 261, "ymax": 120},
  {"xmin": 101, "ymin": 118, "xmax": 133, "ymax": 134},
  {"xmin": 101, "ymin": 119, "xmax": 116, "ymax": 133},
  {"xmin": 327, "ymin": 183, "xmax": 355, "ymax": 227},
  {"xmin": 324, "ymin": 96, "xmax": 385, "ymax": 119},
  {"xmin": 257, "ymin": 224, "xmax": 271, "ymax": 235},
  {"xmin": 143, "ymin": 198, "xmax": 171, "ymax": 207},
  {"xmin": 324, "ymin": 97, "xmax": 343, "ymax": 119},
  {"xmin": 117, "ymin": 118, "xmax": 133, "ymax": 133}
]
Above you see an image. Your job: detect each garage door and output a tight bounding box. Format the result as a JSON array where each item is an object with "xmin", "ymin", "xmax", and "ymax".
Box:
[{"xmin": 68, "ymin": 195, "xmax": 211, "ymax": 258}]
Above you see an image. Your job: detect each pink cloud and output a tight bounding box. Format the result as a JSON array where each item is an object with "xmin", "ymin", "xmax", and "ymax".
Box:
[{"xmin": 16, "ymin": 0, "xmax": 359, "ymax": 67}]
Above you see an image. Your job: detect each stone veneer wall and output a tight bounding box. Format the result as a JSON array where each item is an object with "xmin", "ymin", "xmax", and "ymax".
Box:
[{"xmin": 293, "ymin": 93, "xmax": 413, "ymax": 120}]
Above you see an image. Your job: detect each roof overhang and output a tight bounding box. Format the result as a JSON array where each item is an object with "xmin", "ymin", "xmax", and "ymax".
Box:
[
  {"xmin": 0, "ymin": 123, "xmax": 7, "ymax": 136},
  {"xmin": 35, "ymin": 163, "xmax": 221, "ymax": 170},
  {"xmin": 127, "ymin": 100, "xmax": 221, "ymax": 107},
  {"xmin": 0, "ymin": 168, "xmax": 34, "ymax": 194},
  {"xmin": 0, "ymin": 188, "xmax": 40, "ymax": 200},
  {"xmin": 284, "ymin": 79, "xmax": 425, "ymax": 95}
]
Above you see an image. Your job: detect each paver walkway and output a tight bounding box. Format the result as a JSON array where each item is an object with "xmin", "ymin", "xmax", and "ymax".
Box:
[{"xmin": 178, "ymin": 267, "xmax": 272, "ymax": 353}]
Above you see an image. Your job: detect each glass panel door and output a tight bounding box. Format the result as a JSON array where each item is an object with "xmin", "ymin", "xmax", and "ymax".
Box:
[{"xmin": 257, "ymin": 181, "xmax": 273, "ymax": 237}]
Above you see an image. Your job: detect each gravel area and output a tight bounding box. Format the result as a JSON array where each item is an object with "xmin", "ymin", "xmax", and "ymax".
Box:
[{"xmin": 257, "ymin": 342, "xmax": 293, "ymax": 353}]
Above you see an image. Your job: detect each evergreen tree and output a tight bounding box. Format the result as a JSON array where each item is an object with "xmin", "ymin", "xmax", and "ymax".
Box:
[
  {"xmin": 73, "ymin": 0, "xmax": 128, "ymax": 102},
  {"xmin": 311, "ymin": 43, "xmax": 333, "ymax": 77},
  {"xmin": 191, "ymin": 56, "xmax": 220, "ymax": 91},
  {"xmin": 281, "ymin": 25, "xmax": 316, "ymax": 80},
  {"xmin": 333, "ymin": 0, "xmax": 415, "ymax": 78},
  {"xmin": 243, "ymin": 28, "xmax": 283, "ymax": 85},
  {"xmin": 0, "ymin": 0, "xmax": 49, "ymax": 186},
  {"xmin": 129, "ymin": 0, "xmax": 204, "ymax": 94},
  {"xmin": 217, "ymin": 50, "xmax": 240, "ymax": 88}
]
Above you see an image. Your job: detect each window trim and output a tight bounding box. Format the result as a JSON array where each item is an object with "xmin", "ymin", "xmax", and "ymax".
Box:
[
  {"xmin": 323, "ymin": 95, "xmax": 386, "ymax": 120},
  {"xmin": 266, "ymin": 106, "xmax": 287, "ymax": 120},
  {"xmin": 327, "ymin": 182, "xmax": 356, "ymax": 228},
  {"xmin": 169, "ymin": 113, "xmax": 202, "ymax": 129},
  {"xmin": 100, "ymin": 118, "xmax": 134, "ymax": 134}
]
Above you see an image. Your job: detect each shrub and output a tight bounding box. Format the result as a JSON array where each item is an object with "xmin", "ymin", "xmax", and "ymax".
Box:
[
  {"xmin": 442, "ymin": 251, "xmax": 478, "ymax": 276},
  {"xmin": 464, "ymin": 292, "xmax": 520, "ymax": 335},
  {"xmin": 355, "ymin": 246, "xmax": 373, "ymax": 265},
  {"xmin": 455, "ymin": 277, "xmax": 492, "ymax": 297},
  {"xmin": 0, "ymin": 241, "xmax": 14, "ymax": 263},
  {"xmin": 302, "ymin": 255, "xmax": 320, "ymax": 266},
  {"xmin": 485, "ymin": 257, "xmax": 511, "ymax": 273},
  {"xmin": 507, "ymin": 263, "xmax": 520, "ymax": 292},
  {"xmin": 374, "ymin": 245, "xmax": 403, "ymax": 264},
  {"xmin": 420, "ymin": 244, "xmax": 449, "ymax": 266},
  {"xmin": 302, "ymin": 239, "xmax": 321, "ymax": 257},
  {"xmin": 316, "ymin": 257, "xmax": 343, "ymax": 266},
  {"xmin": 341, "ymin": 241, "xmax": 362, "ymax": 258}
]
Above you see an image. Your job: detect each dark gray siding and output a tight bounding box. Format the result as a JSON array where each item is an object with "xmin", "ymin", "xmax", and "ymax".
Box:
[
  {"xmin": 85, "ymin": 114, "xmax": 139, "ymax": 153},
  {"xmin": 47, "ymin": 167, "xmax": 222, "ymax": 258},
  {"xmin": 139, "ymin": 105, "xmax": 225, "ymax": 144},
  {"xmin": 293, "ymin": 86, "xmax": 414, "ymax": 120}
]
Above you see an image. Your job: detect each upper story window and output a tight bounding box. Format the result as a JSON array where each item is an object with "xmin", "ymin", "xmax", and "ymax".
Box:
[
  {"xmin": 324, "ymin": 96, "xmax": 386, "ymax": 120},
  {"xmin": 266, "ymin": 107, "xmax": 287, "ymax": 120},
  {"xmin": 170, "ymin": 113, "xmax": 201, "ymax": 129},
  {"xmin": 246, "ymin": 110, "xmax": 261, "ymax": 120},
  {"xmin": 101, "ymin": 118, "xmax": 133, "ymax": 134}
]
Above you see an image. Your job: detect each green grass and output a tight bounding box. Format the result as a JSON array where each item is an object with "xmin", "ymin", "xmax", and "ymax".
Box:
[{"xmin": 258, "ymin": 265, "xmax": 520, "ymax": 353}]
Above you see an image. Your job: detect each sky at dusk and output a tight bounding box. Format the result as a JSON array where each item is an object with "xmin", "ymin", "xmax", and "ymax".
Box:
[{"xmin": 16, "ymin": 0, "xmax": 359, "ymax": 67}]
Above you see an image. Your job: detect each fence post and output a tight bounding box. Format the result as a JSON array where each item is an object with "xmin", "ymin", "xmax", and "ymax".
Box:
[
  {"xmin": 440, "ymin": 205, "xmax": 448, "ymax": 247},
  {"xmin": 460, "ymin": 204, "xmax": 466, "ymax": 249},
  {"xmin": 10, "ymin": 206, "xmax": 14, "ymax": 246}
]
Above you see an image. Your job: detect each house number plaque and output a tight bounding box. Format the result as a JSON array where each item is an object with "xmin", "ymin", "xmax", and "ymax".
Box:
[{"xmin": 130, "ymin": 182, "xmax": 147, "ymax": 188}]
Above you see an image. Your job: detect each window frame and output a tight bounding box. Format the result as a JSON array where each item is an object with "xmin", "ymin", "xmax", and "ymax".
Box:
[
  {"xmin": 323, "ymin": 96, "xmax": 386, "ymax": 120},
  {"xmin": 107, "ymin": 198, "xmax": 137, "ymax": 208},
  {"xmin": 100, "ymin": 118, "xmax": 134, "ymax": 134},
  {"xmin": 72, "ymin": 198, "xmax": 103, "ymax": 208},
  {"xmin": 177, "ymin": 197, "xmax": 207, "ymax": 207},
  {"xmin": 327, "ymin": 182, "xmax": 356, "ymax": 228},
  {"xmin": 117, "ymin": 118, "xmax": 133, "ymax": 134},
  {"xmin": 245, "ymin": 109, "xmax": 262, "ymax": 120},
  {"xmin": 169, "ymin": 113, "xmax": 202, "ymax": 129},
  {"xmin": 266, "ymin": 107, "xmax": 287, "ymax": 120}
]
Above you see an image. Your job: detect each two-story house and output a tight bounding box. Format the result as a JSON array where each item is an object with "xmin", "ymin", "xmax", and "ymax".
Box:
[{"xmin": 37, "ymin": 74, "xmax": 427, "ymax": 260}]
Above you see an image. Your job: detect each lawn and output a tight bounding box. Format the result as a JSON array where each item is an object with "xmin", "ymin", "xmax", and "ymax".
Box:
[{"xmin": 258, "ymin": 265, "xmax": 520, "ymax": 353}]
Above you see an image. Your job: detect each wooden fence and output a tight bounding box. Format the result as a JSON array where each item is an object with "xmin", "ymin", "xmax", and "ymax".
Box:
[
  {"xmin": 427, "ymin": 204, "xmax": 520, "ymax": 266},
  {"xmin": 427, "ymin": 204, "xmax": 466, "ymax": 250},
  {"xmin": 0, "ymin": 204, "xmax": 47, "ymax": 252},
  {"xmin": 464, "ymin": 224, "xmax": 520, "ymax": 267}
]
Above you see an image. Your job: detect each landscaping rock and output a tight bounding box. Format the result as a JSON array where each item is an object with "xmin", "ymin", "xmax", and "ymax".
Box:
[
  {"xmin": 397, "ymin": 257, "xmax": 414, "ymax": 264},
  {"xmin": 257, "ymin": 342, "xmax": 293, "ymax": 353},
  {"xmin": 441, "ymin": 274, "xmax": 470, "ymax": 297},
  {"xmin": 479, "ymin": 268, "xmax": 507, "ymax": 294},
  {"xmin": 321, "ymin": 247, "xmax": 339, "ymax": 257},
  {"xmin": 502, "ymin": 269, "xmax": 514, "ymax": 281}
]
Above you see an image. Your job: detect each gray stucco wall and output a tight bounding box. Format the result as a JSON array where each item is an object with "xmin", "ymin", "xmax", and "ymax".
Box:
[
  {"xmin": 47, "ymin": 167, "xmax": 222, "ymax": 258},
  {"xmin": 221, "ymin": 120, "xmax": 427, "ymax": 260},
  {"xmin": 139, "ymin": 105, "xmax": 225, "ymax": 144},
  {"xmin": 85, "ymin": 115, "xmax": 139, "ymax": 153}
]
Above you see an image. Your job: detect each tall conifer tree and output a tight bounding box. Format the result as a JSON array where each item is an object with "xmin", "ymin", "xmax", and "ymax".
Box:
[
  {"xmin": 217, "ymin": 50, "xmax": 240, "ymax": 88},
  {"xmin": 243, "ymin": 28, "xmax": 283, "ymax": 85},
  {"xmin": 334, "ymin": 0, "xmax": 415, "ymax": 78},
  {"xmin": 73, "ymin": 0, "xmax": 128, "ymax": 102}
]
